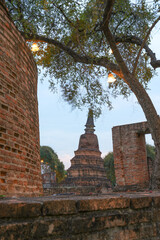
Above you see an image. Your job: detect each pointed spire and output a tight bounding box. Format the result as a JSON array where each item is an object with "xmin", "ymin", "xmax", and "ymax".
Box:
[{"xmin": 85, "ymin": 109, "xmax": 95, "ymax": 133}]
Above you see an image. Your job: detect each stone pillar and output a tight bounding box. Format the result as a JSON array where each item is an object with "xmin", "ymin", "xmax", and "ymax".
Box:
[
  {"xmin": 0, "ymin": 1, "xmax": 43, "ymax": 196},
  {"xmin": 112, "ymin": 122, "xmax": 150, "ymax": 190}
]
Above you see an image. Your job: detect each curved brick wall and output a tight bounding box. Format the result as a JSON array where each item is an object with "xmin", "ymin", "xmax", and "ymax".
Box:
[{"xmin": 0, "ymin": 1, "xmax": 43, "ymax": 196}]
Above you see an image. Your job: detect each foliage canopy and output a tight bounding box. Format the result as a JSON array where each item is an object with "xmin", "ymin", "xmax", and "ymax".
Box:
[
  {"xmin": 6, "ymin": 0, "xmax": 160, "ymax": 115},
  {"xmin": 103, "ymin": 152, "xmax": 116, "ymax": 186},
  {"xmin": 146, "ymin": 143, "xmax": 156, "ymax": 161},
  {"xmin": 40, "ymin": 146, "xmax": 66, "ymax": 183}
]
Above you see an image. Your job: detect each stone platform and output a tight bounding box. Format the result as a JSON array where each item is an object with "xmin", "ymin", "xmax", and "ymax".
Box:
[
  {"xmin": 1, "ymin": 191, "xmax": 160, "ymax": 239},
  {"xmin": 43, "ymin": 184, "xmax": 112, "ymax": 196}
]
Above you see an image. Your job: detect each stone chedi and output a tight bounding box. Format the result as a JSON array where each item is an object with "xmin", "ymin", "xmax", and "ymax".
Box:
[{"xmin": 67, "ymin": 110, "xmax": 109, "ymax": 187}]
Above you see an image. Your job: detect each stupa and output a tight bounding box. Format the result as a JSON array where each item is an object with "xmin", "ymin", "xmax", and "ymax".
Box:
[{"xmin": 66, "ymin": 110, "xmax": 110, "ymax": 187}]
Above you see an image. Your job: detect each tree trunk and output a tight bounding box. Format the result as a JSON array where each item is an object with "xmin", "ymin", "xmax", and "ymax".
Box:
[
  {"xmin": 104, "ymin": 26, "xmax": 160, "ymax": 189},
  {"xmin": 125, "ymin": 74, "xmax": 160, "ymax": 190}
]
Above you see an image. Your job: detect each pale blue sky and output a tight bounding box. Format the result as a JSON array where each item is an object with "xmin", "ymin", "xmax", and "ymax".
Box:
[{"xmin": 38, "ymin": 25, "xmax": 160, "ymax": 170}]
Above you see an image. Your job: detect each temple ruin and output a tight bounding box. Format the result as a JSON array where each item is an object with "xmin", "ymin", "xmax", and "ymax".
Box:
[
  {"xmin": 66, "ymin": 110, "xmax": 110, "ymax": 188},
  {"xmin": 112, "ymin": 121, "xmax": 152, "ymax": 190},
  {"xmin": 1, "ymin": 1, "xmax": 160, "ymax": 239}
]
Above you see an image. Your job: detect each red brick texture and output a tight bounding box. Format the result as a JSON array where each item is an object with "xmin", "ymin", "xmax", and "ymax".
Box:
[
  {"xmin": 112, "ymin": 122, "xmax": 150, "ymax": 189},
  {"xmin": 1, "ymin": 192, "xmax": 160, "ymax": 239},
  {"xmin": 0, "ymin": 1, "xmax": 43, "ymax": 196}
]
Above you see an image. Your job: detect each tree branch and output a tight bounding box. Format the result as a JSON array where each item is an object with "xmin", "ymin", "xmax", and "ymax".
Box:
[
  {"xmin": 21, "ymin": 32, "xmax": 122, "ymax": 77},
  {"xmin": 103, "ymin": 27, "xmax": 130, "ymax": 84},
  {"xmin": 114, "ymin": 35, "xmax": 160, "ymax": 69},
  {"xmin": 101, "ymin": 0, "xmax": 115, "ymax": 28},
  {"xmin": 101, "ymin": 0, "xmax": 130, "ymax": 82},
  {"xmin": 133, "ymin": 15, "xmax": 160, "ymax": 74},
  {"xmin": 103, "ymin": 2, "xmax": 160, "ymax": 70},
  {"xmin": 52, "ymin": 3, "xmax": 75, "ymax": 28}
]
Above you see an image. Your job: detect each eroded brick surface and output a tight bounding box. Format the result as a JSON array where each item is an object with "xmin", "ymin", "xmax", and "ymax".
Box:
[
  {"xmin": 0, "ymin": 192, "xmax": 160, "ymax": 240},
  {"xmin": 112, "ymin": 122, "xmax": 150, "ymax": 189}
]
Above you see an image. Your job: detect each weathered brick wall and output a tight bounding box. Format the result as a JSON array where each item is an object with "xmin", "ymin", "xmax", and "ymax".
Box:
[
  {"xmin": 0, "ymin": 1, "xmax": 43, "ymax": 196},
  {"xmin": 0, "ymin": 192, "xmax": 160, "ymax": 239},
  {"xmin": 112, "ymin": 122, "xmax": 150, "ymax": 190}
]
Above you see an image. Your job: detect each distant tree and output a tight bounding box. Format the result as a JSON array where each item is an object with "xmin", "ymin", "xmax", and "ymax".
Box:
[
  {"xmin": 103, "ymin": 152, "xmax": 116, "ymax": 186},
  {"xmin": 40, "ymin": 146, "xmax": 58, "ymax": 170},
  {"xmin": 146, "ymin": 144, "xmax": 156, "ymax": 161},
  {"xmin": 56, "ymin": 162, "xmax": 66, "ymax": 183},
  {"xmin": 40, "ymin": 146, "xmax": 66, "ymax": 182}
]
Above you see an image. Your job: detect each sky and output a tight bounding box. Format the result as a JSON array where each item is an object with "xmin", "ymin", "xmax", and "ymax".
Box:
[{"xmin": 38, "ymin": 22, "xmax": 160, "ymax": 170}]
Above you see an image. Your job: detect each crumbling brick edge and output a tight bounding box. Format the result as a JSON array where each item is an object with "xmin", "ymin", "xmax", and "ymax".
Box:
[{"xmin": 0, "ymin": 192, "xmax": 160, "ymax": 239}]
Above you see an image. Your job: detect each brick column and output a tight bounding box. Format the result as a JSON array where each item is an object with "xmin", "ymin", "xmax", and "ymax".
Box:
[
  {"xmin": 112, "ymin": 122, "xmax": 150, "ymax": 189},
  {"xmin": 0, "ymin": 1, "xmax": 43, "ymax": 196}
]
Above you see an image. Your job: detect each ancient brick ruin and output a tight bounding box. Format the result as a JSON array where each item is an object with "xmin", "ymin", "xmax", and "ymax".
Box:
[
  {"xmin": 0, "ymin": 0, "xmax": 154, "ymax": 198},
  {"xmin": 1, "ymin": 192, "xmax": 160, "ymax": 240},
  {"xmin": 112, "ymin": 121, "xmax": 151, "ymax": 190},
  {"xmin": 42, "ymin": 172, "xmax": 56, "ymax": 188},
  {"xmin": 0, "ymin": 0, "xmax": 43, "ymax": 196},
  {"xmin": 66, "ymin": 110, "xmax": 110, "ymax": 187},
  {"xmin": 1, "ymin": 1, "xmax": 160, "ymax": 239}
]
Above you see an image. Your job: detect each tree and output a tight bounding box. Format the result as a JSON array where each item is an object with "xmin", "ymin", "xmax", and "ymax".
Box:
[
  {"xmin": 103, "ymin": 152, "xmax": 116, "ymax": 186},
  {"xmin": 40, "ymin": 146, "xmax": 58, "ymax": 171},
  {"xmin": 40, "ymin": 146, "xmax": 66, "ymax": 182},
  {"xmin": 5, "ymin": 0, "xmax": 160, "ymax": 189},
  {"xmin": 146, "ymin": 144, "xmax": 156, "ymax": 161},
  {"xmin": 56, "ymin": 161, "xmax": 66, "ymax": 183}
]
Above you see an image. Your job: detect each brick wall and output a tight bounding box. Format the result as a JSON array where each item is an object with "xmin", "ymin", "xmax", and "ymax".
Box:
[
  {"xmin": 0, "ymin": 192, "xmax": 160, "ymax": 239},
  {"xmin": 112, "ymin": 122, "xmax": 150, "ymax": 190},
  {"xmin": 0, "ymin": 1, "xmax": 43, "ymax": 196}
]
